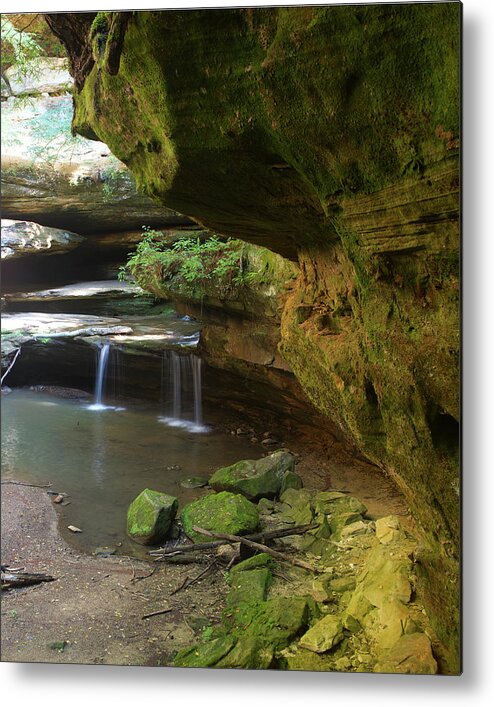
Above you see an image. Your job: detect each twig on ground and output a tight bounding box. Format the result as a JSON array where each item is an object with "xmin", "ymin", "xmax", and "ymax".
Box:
[
  {"xmin": 141, "ymin": 608, "xmax": 172, "ymax": 620},
  {"xmin": 132, "ymin": 567, "xmax": 158, "ymax": 582}
]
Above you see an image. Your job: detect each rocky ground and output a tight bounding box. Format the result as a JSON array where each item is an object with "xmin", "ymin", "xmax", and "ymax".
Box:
[{"xmin": 1, "ymin": 451, "xmax": 442, "ymax": 672}]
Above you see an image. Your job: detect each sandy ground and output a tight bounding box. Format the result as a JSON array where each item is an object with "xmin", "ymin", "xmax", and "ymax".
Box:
[{"xmin": 1, "ymin": 483, "xmax": 227, "ymax": 666}]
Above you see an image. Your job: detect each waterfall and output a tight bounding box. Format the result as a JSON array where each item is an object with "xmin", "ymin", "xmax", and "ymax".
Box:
[
  {"xmin": 171, "ymin": 351, "xmax": 182, "ymax": 419},
  {"xmin": 88, "ymin": 342, "xmax": 124, "ymax": 412},
  {"xmin": 94, "ymin": 343, "xmax": 110, "ymax": 408},
  {"xmin": 192, "ymin": 355, "xmax": 203, "ymax": 427},
  {"xmin": 159, "ymin": 351, "xmax": 207, "ymax": 432}
]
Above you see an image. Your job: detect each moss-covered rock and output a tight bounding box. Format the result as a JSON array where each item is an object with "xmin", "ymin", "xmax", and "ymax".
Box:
[
  {"xmin": 48, "ymin": 3, "xmax": 460, "ymax": 669},
  {"xmin": 299, "ymin": 614, "xmax": 345, "ymax": 653},
  {"xmin": 279, "ymin": 487, "xmax": 314, "ymax": 526},
  {"xmin": 126, "ymin": 488, "xmax": 178, "ymax": 545},
  {"xmin": 226, "ymin": 595, "xmax": 315, "ymax": 651},
  {"xmin": 174, "ymin": 635, "xmax": 237, "ymax": 668},
  {"xmin": 215, "ymin": 637, "xmax": 274, "ymax": 670},
  {"xmin": 229, "ymin": 552, "xmax": 273, "ymax": 573},
  {"xmin": 313, "ymin": 491, "xmax": 367, "ymax": 517},
  {"xmin": 209, "ymin": 450, "xmax": 299, "ymax": 501},
  {"xmin": 227, "ymin": 568, "xmax": 272, "ymax": 607},
  {"xmin": 180, "ymin": 491, "xmax": 259, "ymax": 542}
]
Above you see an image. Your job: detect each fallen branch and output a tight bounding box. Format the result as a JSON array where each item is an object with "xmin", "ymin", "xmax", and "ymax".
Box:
[
  {"xmin": 1, "ymin": 569, "xmax": 55, "ymax": 590},
  {"xmin": 141, "ymin": 608, "xmax": 172, "ymax": 620},
  {"xmin": 192, "ymin": 526, "xmax": 319, "ymax": 573},
  {"xmin": 170, "ymin": 560, "xmax": 219, "ymax": 596},
  {"xmin": 1, "ymin": 348, "xmax": 21, "ymax": 385},
  {"xmin": 1, "ymin": 480, "xmax": 52, "ymax": 489},
  {"xmin": 150, "ymin": 523, "xmax": 318, "ymax": 558}
]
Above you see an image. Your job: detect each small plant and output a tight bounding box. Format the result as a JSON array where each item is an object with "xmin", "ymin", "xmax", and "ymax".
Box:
[{"xmin": 119, "ymin": 227, "xmax": 257, "ymax": 298}]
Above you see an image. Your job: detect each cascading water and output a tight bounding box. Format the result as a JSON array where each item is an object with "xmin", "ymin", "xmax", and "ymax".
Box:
[
  {"xmin": 88, "ymin": 342, "xmax": 124, "ymax": 411},
  {"xmin": 90, "ymin": 342, "xmax": 110, "ymax": 409},
  {"xmin": 159, "ymin": 350, "xmax": 208, "ymax": 432},
  {"xmin": 192, "ymin": 355, "xmax": 203, "ymax": 427}
]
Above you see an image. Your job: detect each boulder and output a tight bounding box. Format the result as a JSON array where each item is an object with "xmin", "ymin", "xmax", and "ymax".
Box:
[
  {"xmin": 180, "ymin": 491, "xmax": 259, "ymax": 542},
  {"xmin": 299, "ymin": 614, "xmax": 345, "ymax": 653},
  {"xmin": 226, "ymin": 568, "xmax": 271, "ymax": 607},
  {"xmin": 214, "ymin": 637, "xmax": 274, "ymax": 670},
  {"xmin": 374, "ymin": 633, "xmax": 437, "ymax": 674},
  {"xmin": 179, "ymin": 476, "xmax": 209, "ymax": 489},
  {"xmin": 1, "ymin": 219, "xmax": 85, "ymax": 260},
  {"xmin": 174, "ymin": 635, "xmax": 237, "ymax": 668},
  {"xmin": 209, "ymin": 450, "xmax": 300, "ymax": 501},
  {"xmin": 313, "ymin": 490, "xmax": 367, "ymax": 517},
  {"xmin": 127, "ymin": 488, "xmax": 178, "ymax": 545},
  {"xmin": 375, "ymin": 515, "xmax": 406, "ymax": 544},
  {"xmin": 2, "ymin": 57, "xmax": 72, "ymax": 97},
  {"xmin": 279, "ymin": 487, "xmax": 314, "ymax": 526}
]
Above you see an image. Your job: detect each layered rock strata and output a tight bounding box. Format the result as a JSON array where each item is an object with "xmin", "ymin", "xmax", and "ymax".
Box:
[{"xmin": 45, "ymin": 4, "xmax": 460, "ymax": 669}]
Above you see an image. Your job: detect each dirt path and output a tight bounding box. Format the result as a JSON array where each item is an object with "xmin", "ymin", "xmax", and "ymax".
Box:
[{"xmin": 1, "ymin": 483, "xmax": 226, "ymax": 666}]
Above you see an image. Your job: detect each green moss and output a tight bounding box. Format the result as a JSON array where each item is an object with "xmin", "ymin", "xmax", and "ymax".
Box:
[
  {"xmin": 90, "ymin": 12, "xmax": 110, "ymax": 37},
  {"xmin": 226, "ymin": 567, "xmax": 272, "ymax": 607},
  {"xmin": 180, "ymin": 491, "xmax": 259, "ymax": 542},
  {"xmin": 174, "ymin": 635, "xmax": 237, "ymax": 668},
  {"xmin": 126, "ymin": 488, "xmax": 178, "ymax": 545},
  {"xmin": 209, "ymin": 451, "xmax": 297, "ymax": 501}
]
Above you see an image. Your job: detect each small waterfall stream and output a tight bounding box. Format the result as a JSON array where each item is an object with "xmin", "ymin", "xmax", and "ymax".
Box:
[
  {"xmin": 86, "ymin": 342, "xmax": 206, "ymax": 428},
  {"xmin": 159, "ymin": 350, "xmax": 208, "ymax": 432},
  {"xmin": 93, "ymin": 342, "xmax": 110, "ymax": 408},
  {"xmin": 88, "ymin": 342, "xmax": 124, "ymax": 411}
]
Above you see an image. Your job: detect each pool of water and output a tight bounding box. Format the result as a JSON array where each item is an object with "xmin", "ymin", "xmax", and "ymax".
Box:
[{"xmin": 1, "ymin": 388, "xmax": 264, "ymax": 559}]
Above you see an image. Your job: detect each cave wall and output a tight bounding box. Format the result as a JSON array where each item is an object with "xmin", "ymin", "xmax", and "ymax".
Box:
[{"xmin": 45, "ymin": 3, "xmax": 460, "ymax": 668}]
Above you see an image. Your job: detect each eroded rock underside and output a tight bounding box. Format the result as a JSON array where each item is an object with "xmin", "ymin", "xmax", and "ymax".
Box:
[{"xmin": 45, "ymin": 4, "xmax": 460, "ymax": 671}]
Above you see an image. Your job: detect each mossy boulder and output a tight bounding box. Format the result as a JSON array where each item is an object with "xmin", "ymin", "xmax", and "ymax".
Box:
[
  {"xmin": 173, "ymin": 594, "xmax": 315, "ymax": 669},
  {"xmin": 313, "ymin": 491, "xmax": 367, "ymax": 517},
  {"xmin": 227, "ymin": 595, "xmax": 316, "ymax": 651},
  {"xmin": 214, "ymin": 637, "xmax": 274, "ymax": 670},
  {"xmin": 299, "ymin": 614, "xmax": 345, "ymax": 653},
  {"xmin": 126, "ymin": 488, "xmax": 178, "ymax": 545},
  {"xmin": 209, "ymin": 450, "xmax": 300, "ymax": 501},
  {"xmin": 180, "ymin": 491, "xmax": 259, "ymax": 542},
  {"xmin": 230, "ymin": 569, "xmax": 271, "ymax": 606},
  {"xmin": 227, "ymin": 562, "xmax": 272, "ymax": 607},
  {"xmin": 279, "ymin": 487, "xmax": 314, "ymax": 526},
  {"xmin": 229, "ymin": 552, "xmax": 273, "ymax": 573},
  {"xmin": 174, "ymin": 635, "xmax": 237, "ymax": 668}
]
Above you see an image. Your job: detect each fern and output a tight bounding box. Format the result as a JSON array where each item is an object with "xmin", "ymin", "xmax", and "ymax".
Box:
[{"xmin": 119, "ymin": 228, "xmax": 259, "ymax": 297}]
